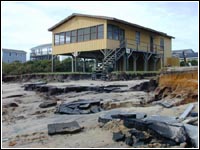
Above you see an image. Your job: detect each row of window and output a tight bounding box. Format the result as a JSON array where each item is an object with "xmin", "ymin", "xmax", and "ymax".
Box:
[
  {"xmin": 54, "ymin": 24, "xmax": 104, "ymax": 45},
  {"xmin": 54, "ymin": 23, "xmax": 164, "ymax": 50},
  {"xmin": 8, "ymin": 52, "xmax": 24, "ymax": 56},
  {"xmin": 107, "ymin": 24, "xmax": 125, "ymax": 41}
]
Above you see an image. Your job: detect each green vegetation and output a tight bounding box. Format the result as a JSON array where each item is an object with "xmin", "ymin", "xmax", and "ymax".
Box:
[
  {"xmin": 180, "ymin": 60, "xmax": 198, "ymax": 66},
  {"xmin": 2, "ymin": 58, "xmax": 95, "ymax": 75}
]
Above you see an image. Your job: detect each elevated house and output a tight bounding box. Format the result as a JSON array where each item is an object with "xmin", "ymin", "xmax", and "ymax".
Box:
[
  {"xmin": 48, "ymin": 13, "xmax": 174, "ymax": 72},
  {"xmin": 30, "ymin": 43, "xmax": 52, "ymax": 60}
]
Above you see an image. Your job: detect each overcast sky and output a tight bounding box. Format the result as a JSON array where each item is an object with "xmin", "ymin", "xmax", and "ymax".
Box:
[{"xmin": 1, "ymin": 1, "xmax": 199, "ymax": 60}]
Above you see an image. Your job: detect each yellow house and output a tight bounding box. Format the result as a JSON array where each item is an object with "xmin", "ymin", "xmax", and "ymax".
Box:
[{"xmin": 48, "ymin": 13, "xmax": 174, "ymax": 72}]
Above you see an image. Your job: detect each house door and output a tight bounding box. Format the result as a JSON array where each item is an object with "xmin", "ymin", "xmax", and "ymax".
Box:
[{"xmin": 150, "ymin": 36, "xmax": 154, "ymax": 52}]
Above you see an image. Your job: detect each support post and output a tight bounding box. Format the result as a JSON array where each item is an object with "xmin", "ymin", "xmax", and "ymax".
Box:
[
  {"xmin": 83, "ymin": 58, "xmax": 86, "ymax": 72},
  {"xmin": 153, "ymin": 56, "xmax": 158, "ymax": 71},
  {"xmin": 123, "ymin": 53, "xmax": 127, "ymax": 71},
  {"xmin": 71, "ymin": 56, "xmax": 74, "ymax": 73},
  {"xmin": 133, "ymin": 54, "xmax": 139, "ymax": 72},
  {"xmin": 51, "ymin": 54, "xmax": 54, "ymax": 72},
  {"xmin": 74, "ymin": 56, "xmax": 77, "ymax": 72},
  {"xmin": 143, "ymin": 53, "xmax": 152, "ymax": 71}
]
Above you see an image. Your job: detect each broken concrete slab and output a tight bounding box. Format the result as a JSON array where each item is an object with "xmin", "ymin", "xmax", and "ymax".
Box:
[
  {"xmin": 112, "ymin": 131, "xmax": 125, "ymax": 142},
  {"xmin": 178, "ymin": 104, "xmax": 194, "ymax": 121},
  {"xmin": 183, "ymin": 124, "xmax": 198, "ymax": 148},
  {"xmin": 143, "ymin": 115, "xmax": 178, "ymax": 124},
  {"xmin": 48, "ymin": 121, "xmax": 82, "ymax": 135},
  {"xmin": 39, "ymin": 101, "xmax": 57, "ymax": 108},
  {"xmin": 148, "ymin": 122, "xmax": 187, "ymax": 144},
  {"xmin": 24, "ymin": 81, "xmax": 47, "ymax": 91},
  {"xmin": 158, "ymin": 101, "xmax": 173, "ymax": 108},
  {"xmin": 55, "ymin": 99, "xmax": 103, "ymax": 115},
  {"xmin": 98, "ymin": 110, "xmax": 147, "ymax": 124}
]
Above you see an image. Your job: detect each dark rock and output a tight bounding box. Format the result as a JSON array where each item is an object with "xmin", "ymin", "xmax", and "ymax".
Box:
[
  {"xmin": 123, "ymin": 118, "xmax": 150, "ymax": 130},
  {"xmin": 190, "ymin": 112, "xmax": 198, "ymax": 117},
  {"xmin": 4, "ymin": 94, "xmax": 24, "ymax": 98},
  {"xmin": 8, "ymin": 103, "xmax": 19, "ymax": 107},
  {"xmin": 111, "ymin": 113, "xmax": 137, "ymax": 119},
  {"xmin": 39, "ymin": 101, "xmax": 57, "ymax": 108},
  {"xmin": 125, "ymin": 136, "xmax": 133, "ymax": 146},
  {"xmin": 48, "ymin": 121, "xmax": 82, "ymax": 135},
  {"xmin": 105, "ymin": 84, "xmax": 128, "ymax": 88},
  {"xmin": 129, "ymin": 129, "xmax": 145, "ymax": 140},
  {"xmin": 112, "ymin": 131, "xmax": 125, "ymax": 142}
]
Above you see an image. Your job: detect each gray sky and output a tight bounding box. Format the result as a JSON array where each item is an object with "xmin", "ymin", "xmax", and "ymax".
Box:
[{"xmin": 1, "ymin": 1, "xmax": 199, "ymax": 60}]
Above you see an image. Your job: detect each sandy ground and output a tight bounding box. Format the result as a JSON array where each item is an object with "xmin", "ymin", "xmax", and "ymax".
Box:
[{"xmin": 1, "ymin": 80, "xmax": 198, "ymax": 148}]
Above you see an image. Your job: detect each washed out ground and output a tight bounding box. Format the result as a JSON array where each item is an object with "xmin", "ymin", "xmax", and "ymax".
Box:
[{"xmin": 2, "ymin": 80, "xmax": 198, "ymax": 148}]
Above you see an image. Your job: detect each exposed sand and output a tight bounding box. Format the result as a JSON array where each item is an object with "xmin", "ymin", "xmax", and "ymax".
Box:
[{"xmin": 1, "ymin": 80, "xmax": 198, "ymax": 148}]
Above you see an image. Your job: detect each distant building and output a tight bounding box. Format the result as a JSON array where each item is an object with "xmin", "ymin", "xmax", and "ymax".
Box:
[
  {"xmin": 30, "ymin": 43, "xmax": 52, "ymax": 60},
  {"xmin": 172, "ymin": 49, "xmax": 198, "ymax": 62},
  {"xmin": 2, "ymin": 48, "xmax": 26, "ymax": 63}
]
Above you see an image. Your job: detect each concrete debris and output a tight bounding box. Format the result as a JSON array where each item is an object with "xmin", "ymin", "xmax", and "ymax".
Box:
[
  {"xmin": 183, "ymin": 124, "xmax": 198, "ymax": 148},
  {"xmin": 178, "ymin": 104, "xmax": 194, "ymax": 121},
  {"xmin": 112, "ymin": 131, "xmax": 125, "ymax": 142},
  {"xmin": 39, "ymin": 101, "xmax": 57, "ymax": 108},
  {"xmin": 48, "ymin": 121, "xmax": 83, "ymax": 135},
  {"xmin": 98, "ymin": 110, "xmax": 147, "ymax": 124},
  {"xmin": 55, "ymin": 99, "xmax": 103, "ymax": 115}
]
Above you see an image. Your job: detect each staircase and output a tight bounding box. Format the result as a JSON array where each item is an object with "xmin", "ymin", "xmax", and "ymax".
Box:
[{"xmin": 102, "ymin": 47, "xmax": 125, "ymax": 71}]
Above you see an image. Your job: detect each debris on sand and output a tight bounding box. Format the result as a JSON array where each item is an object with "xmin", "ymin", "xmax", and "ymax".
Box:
[
  {"xmin": 39, "ymin": 101, "xmax": 57, "ymax": 108},
  {"xmin": 55, "ymin": 99, "xmax": 103, "ymax": 115},
  {"xmin": 48, "ymin": 121, "xmax": 83, "ymax": 135}
]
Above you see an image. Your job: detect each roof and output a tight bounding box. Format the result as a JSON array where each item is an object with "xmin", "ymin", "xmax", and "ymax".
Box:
[
  {"xmin": 30, "ymin": 43, "xmax": 52, "ymax": 50},
  {"xmin": 2, "ymin": 48, "xmax": 27, "ymax": 53},
  {"xmin": 172, "ymin": 49, "xmax": 195, "ymax": 54},
  {"xmin": 172, "ymin": 49, "xmax": 198, "ymax": 58},
  {"xmin": 48, "ymin": 13, "xmax": 174, "ymax": 38}
]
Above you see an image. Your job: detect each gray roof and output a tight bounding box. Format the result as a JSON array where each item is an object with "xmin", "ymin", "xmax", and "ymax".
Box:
[
  {"xmin": 172, "ymin": 49, "xmax": 198, "ymax": 58},
  {"xmin": 30, "ymin": 43, "xmax": 52, "ymax": 50},
  {"xmin": 172, "ymin": 49, "xmax": 195, "ymax": 54},
  {"xmin": 48, "ymin": 13, "xmax": 174, "ymax": 38},
  {"xmin": 2, "ymin": 48, "xmax": 26, "ymax": 53}
]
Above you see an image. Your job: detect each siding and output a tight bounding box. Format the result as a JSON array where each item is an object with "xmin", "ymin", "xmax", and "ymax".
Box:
[{"xmin": 3, "ymin": 51, "xmax": 26, "ymax": 63}]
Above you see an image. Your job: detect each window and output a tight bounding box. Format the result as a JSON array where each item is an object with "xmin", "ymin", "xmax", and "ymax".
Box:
[
  {"xmin": 113, "ymin": 26, "xmax": 119, "ymax": 40},
  {"xmin": 71, "ymin": 30, "xmax": 77, "ymax": 43},
  {"xmin": 91, "ymin": 26, "xmax": 97, "ymax": 40},
  {"xmin": 160, "ymin": 38, "xmax": 164, "ymax": 50},
  {"xmin": 9, "ymin": 52, "xmax": 11, "ymax": 56},
  {"xmin": 65, "ymin": 31, "xmax": 71, "ymax": 43},
  {"xmin": 136, "ymin": 31, "xmax": 140, "ymax": 44},
  {"xmin": 97, "ymin": 25, "xmax": 104, "ymax": 39},
  {"xmin": 107, "ymin": 24, "xmax": 113, "ymax": 39},
  {"xmin": 16, "ymin": 53, "xmax": 17, "ymax": 56},
  {"xmin": 119, "ymin": 29, "xmax": 125, "ymax": 41},
  {"xmin": 84, "ymin": 27, "xmax": 90, "ymax": 41},
  {"xmin": 78, "ymin": 29, "xmax": 84, "ymax": 42},
  {"xmin": 54, "ymin": 34, "xmax": 59, "ymax": 45},
  {"xmin": 59, "ymin": 32, "xmax": 65, "ymax": 45}
]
